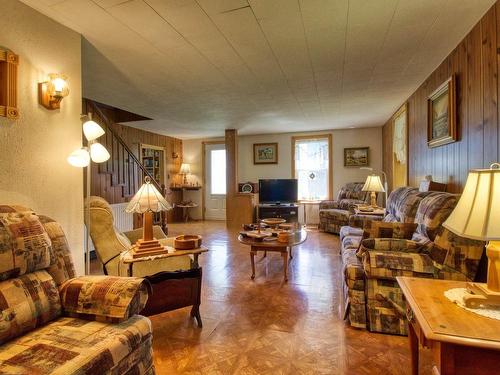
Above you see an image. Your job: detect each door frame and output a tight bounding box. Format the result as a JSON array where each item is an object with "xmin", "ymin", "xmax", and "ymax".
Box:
[
  {"xmin": 202, "ymin": 140, "xmax": 225, "ymax": 220},
  {"xmin": 291, "ymin": 134, "xmax": 333, "ymax": 200}
]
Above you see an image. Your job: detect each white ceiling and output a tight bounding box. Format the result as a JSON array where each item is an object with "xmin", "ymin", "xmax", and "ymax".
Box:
[{"xmin": 22, "ymin": 0, "xmax": 495, "ymax": 139}]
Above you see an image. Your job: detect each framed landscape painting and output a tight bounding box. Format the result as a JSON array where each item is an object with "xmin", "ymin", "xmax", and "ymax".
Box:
[
  {"xmin": 427, "ymin": 75, "xmax": 457, "ymax": 148},
  {"xmin": 344, "ymin": 147, "xmax": 369, "ymax": 167},
  {"xmin": 253, "ymin": 143, "xmax": 278, "ymax": 164}
]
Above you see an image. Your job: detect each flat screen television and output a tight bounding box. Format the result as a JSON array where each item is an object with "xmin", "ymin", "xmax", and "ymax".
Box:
[{"xmin": 259, "ymin": 179, "xmax": 298, "ymax": 204}]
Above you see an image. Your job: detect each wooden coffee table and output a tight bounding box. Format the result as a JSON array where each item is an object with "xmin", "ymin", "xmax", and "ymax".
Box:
[{"xmin": 238, "ymin": 229, "xmax": 307, "ymax": 282}]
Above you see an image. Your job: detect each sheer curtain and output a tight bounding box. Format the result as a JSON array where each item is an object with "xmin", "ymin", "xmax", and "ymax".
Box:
[{"xmin": 294, "ymin": 138, "xmax": 329, "ymax": 200}]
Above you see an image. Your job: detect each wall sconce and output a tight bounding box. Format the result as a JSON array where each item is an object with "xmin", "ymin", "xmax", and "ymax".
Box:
[
  {"xmin": 39, "ymin": 73, "xmax": 69, "ymax": 110},
  {"xmin": 172, "ymin": 152, "xmax": 179, "ymax": 159}
]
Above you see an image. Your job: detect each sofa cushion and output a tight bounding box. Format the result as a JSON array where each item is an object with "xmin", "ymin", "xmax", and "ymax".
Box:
[
  {"xmin": 414, "ymin": 192, "xmax": 458, "ymax": 241},
  {"xmin": 0, "ymin": 209, "xmax": 53, "ymax": 281},
  {"xmin": 60, "ymin": 276, "xmax": 150, "ymax": 323},
  {"xmin": 362, "ymin": 221, "xmax": 418, "ymax": 242},
  {"xmin": 0, "ymin": 270, "xmax": 61, "ymax": 345},
  {"xmin": 40, "ymin": 216, "xmax": 77, "ymax": 287},
  {"xmin": 339, "ymin": 226, "xmax": 363, "ymax": 241},
  {"xmin": 0, "ymin": 315, "xmax": 153, "ymax": 374},
  {"xmin": 431, "ymin": 228, "xmax": 484, "ymax": 280}
]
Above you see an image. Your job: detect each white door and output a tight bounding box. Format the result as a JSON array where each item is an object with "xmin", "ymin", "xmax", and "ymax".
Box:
[{"xmin": 204, "ymin": 143, "xmax": 226, "ymax": 220}]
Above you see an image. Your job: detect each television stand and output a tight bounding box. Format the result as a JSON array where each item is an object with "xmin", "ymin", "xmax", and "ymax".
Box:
[{"xmin": 258, "ymin": 203, "xmax": 298, "ymax": 223}]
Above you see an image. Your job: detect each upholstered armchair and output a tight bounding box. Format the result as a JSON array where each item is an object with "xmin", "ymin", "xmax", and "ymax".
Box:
[
  {"xmin": 87, "ymin": 196, "xmax": 204, "ymax": 326},
  {"xmin": 87, "ymin": 196, "xmax": 192, "ymax": 277},
  {"xmin": 0, "ymin": 205, "xmax": 154, "ymax": 374},
  {"xmin": 358, "ymin": 192, "xmax": 485, "ymax": 335},
  {"xmin": 319, "ymin": 182, "xmax": 369, "ymax": 234}
]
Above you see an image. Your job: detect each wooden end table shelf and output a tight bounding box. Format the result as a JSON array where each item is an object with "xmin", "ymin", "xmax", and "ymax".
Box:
[
  {"xmin": 238, "ymin": 229, "xmax": 307, "ymax": 282},
  {"xmin": 397, "ymin": 277, "xmax": 500, "ymax": 375}
]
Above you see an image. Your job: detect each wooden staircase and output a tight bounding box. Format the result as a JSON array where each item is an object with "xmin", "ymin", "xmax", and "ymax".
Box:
[{"xmin": 83, "ymin": 99, "xmax": 169, "ymax": 230}]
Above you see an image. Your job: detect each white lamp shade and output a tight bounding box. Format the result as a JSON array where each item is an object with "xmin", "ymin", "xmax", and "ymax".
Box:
[
  {"xmin": 83, "ymin": 120, "xmax": 105, "ymax": 141},
  {"xmin": 362, "ymin": 174, "xmax": 385, "ymax": 193},
  {"xmin": 90, "ymin": 142, "xmax": 110, "ymax": 163},
  {"xmin": 125, "ymin": 178, "xmax": 172, "ymax": 213},
  {"xmin": 179, "ymin": 163, "xmax": 191, "ymax": 174},
  {"xmin": 443, "ymin": 167, "xmax": 500, "ymax": 240},
  {"xmin": 67, "ymin": 147, "xmax": 90, "ymax": 167}
]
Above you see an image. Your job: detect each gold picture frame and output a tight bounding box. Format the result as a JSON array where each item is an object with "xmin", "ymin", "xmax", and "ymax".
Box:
[
  {"xmin": 427, "ymin": 75, "xmax": 456, "ymax": 148},
  {"xmin": 253, "ymin": 143, "xmax": 278, "ymax": 164},
  {"xmin": 344, "ymin": 147, "xmax": 369, "ymax": 167}
]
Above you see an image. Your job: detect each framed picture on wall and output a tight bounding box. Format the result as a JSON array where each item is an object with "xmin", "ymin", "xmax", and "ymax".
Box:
[
  {"xmin": 427, "ymin": 75, "xmax": 457, "ymax": 148},
  {"xmin": 253, "ymin": 143, "xmax": 278, "ymax": 164},
  {"xmin": 344, "ymin": 147, "xmax": 369, "ymax": 167}
]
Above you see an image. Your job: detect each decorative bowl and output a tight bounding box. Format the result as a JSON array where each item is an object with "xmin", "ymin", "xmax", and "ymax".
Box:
[
  {"xmin": 261, "ymin": 218, "xmax": 286, "ymax": 226},
  {"xmin": 174, "ymin": 235, "xmax": 202, "ymax": 250}
]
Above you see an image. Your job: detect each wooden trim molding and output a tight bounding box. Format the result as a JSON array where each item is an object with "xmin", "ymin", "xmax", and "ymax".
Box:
[
  {"xmin": 291, "ymin": 134, "xmax": 333, "ymax": 200},
  {"xmin": 0, "ymin": 48, "xmax": 19, "ymax": 119}
]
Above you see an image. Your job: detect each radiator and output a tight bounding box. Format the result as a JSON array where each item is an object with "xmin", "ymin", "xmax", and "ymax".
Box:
[{"xmin": 110, "ymin": 202, "xmax": 134, "ymax": 232}]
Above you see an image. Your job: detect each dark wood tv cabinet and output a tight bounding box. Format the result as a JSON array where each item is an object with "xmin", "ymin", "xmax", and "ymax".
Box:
[{"xmin": 258, "ymin": 204, "xmax": 299, "ymax": 223}]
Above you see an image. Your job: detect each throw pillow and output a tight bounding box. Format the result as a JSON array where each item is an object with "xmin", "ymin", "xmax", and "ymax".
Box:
[{"xmin": 356, "ymin": 221, "xmax": 417, "ymax": 257}]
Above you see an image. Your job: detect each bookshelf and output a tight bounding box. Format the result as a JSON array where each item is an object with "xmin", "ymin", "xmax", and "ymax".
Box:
[{"xmin": 140, "ymin": 144, "xmax": 166, "ymax": 226}]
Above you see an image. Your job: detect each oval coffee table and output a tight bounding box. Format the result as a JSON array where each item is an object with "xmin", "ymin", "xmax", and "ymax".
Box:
[{"xmin": 238, "ymin": 229, "xmax": 307, "ymax": 282}]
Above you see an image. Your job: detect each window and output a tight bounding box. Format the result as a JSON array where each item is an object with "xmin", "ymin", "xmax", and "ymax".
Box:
[
  {"xmin": 292, "ymin": 135, "xmax": 332, "ymax": 201},
  {"xmin": 210, "ymin": 149, "xmax": 226, "ymax": 195}
]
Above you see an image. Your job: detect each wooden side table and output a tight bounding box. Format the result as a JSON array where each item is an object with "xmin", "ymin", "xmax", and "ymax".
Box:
[
  {"xmin": 176, "ymin": 203, "xmax": 198, "ymax": 222},
  {"xmin": 397, "ymin": 277, "xmax": 500, "ymax": 375}
]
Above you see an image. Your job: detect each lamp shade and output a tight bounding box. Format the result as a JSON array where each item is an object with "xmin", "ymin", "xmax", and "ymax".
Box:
[
  {"xmin": 83, "ymin": 120, "xmax": 105, "ymax": 141},
  {"xmin": 179, "ymin": 163, "xmax": 191, "ymax": 174},
  {"xmin": 362, "ymin": 174, "xmax": 385, "ymax": 193},
  {"xmin": 443, "ymin": 164, "xmax": 500, "ymax": 240},
  {"xmin": 126, "ymin": 177, "xmax": 172, "ymax": 213},
  {"xmin": 67, "ymin": 147, "xmax": 90, "ymax": 167},
  {"xmin": 90, "ymin": 142, "xmax": 110, "ymax": 163}
]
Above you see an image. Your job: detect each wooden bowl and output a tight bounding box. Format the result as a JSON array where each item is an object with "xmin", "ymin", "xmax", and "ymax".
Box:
[{"xmin": 174, "ymin": 235, "xmax": 202, "ymax": 250}]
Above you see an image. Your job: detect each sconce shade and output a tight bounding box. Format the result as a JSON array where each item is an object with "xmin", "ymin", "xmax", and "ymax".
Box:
[
  {"xmin": 126, "ymin": 177, "xmax": 172, "ymax": 213},
  {"xmin": 443, "ymin": 165, "xmax": 500, "ymax": 240},
  {"xmin": 39, "ymin": 73, "xmax": 69, "ymax": 110},
  {"xmin": 67, "ymin": 147, "xmax": 90, "ymax": 167},
  {"xmin": 362, "ymin": 174, "xmax": 385, "ymax": 193},
  {"xmin": 90, "ymin": 142, "xmax": 110, "ymax": 163},
  {"xmin": 83, "ymin": 120, "xmax": 105, "ymax": 141},
  {"xmin": 179, "ymin": 163, "xmax": 191, "ymax": 175}
]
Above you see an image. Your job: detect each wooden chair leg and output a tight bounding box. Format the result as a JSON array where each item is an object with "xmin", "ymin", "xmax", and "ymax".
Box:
[{"xmin": 190, "ymin": 304, "xmax": 202, "ymax": 328}]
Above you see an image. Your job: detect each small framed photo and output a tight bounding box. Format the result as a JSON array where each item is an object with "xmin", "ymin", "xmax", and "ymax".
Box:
[
  {"xmin": 427, "ymin": 75, "xmax": 457, "ymax": 148},
  {"xmin": 253, "ymin": 143, "xmax": 278, "ymax": 164},
  {"xmin": 344, "ymin": 147, "xmax": 369, "ymax": 167}
]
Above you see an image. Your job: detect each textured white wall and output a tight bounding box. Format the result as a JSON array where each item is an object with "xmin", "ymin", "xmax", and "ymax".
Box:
[
  {"xmin": 0, "ymin": 0, "xmax": 84, "ymax": 274},
  {"xmin": 182, "ymin": 127, "xmax": 383, "ymax": 220}
]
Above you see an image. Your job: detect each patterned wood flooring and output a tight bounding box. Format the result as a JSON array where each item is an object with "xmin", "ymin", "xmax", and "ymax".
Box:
[{"xmin": 94, "ymin": 221, "xmax": 433, "ymax": 374}]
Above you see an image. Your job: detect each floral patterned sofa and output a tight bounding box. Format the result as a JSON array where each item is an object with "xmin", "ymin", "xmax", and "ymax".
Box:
[
  {"xmin": 319, "ymin": 182, "xmax": 370, "ymax": 234},
  {"xmin": 340, "ymin": 189, "xmax": 485, "ymax": 335},
  {"xmin": 0, "ymin": 205, "xmax": 155, "ymax": 374}
]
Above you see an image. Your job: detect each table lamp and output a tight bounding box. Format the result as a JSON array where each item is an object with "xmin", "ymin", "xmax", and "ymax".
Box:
[
  {"xmin": 362, "ymin": 174, "xmax": 385, "ymax": 207},
  {"xmin": 126, "ymin": 176, "xmax": 172, "ymax": 258},
  {"xmin": 179, "ymin": 163, "xmax": 191, "ymax": 185},
  {"xmin": 443, "ymin": 163, "xmax": 500, "ymax": 307}
]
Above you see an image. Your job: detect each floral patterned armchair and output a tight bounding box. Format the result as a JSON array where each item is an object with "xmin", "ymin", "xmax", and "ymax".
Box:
[{"xmin": 0, "ymin": 205, "xmax": 155, "ymax": 374}]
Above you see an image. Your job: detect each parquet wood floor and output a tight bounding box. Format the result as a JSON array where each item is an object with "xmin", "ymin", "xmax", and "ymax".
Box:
[{"xmin": 92, "ymin": 221, "xmax": 432, "ymax": 374}]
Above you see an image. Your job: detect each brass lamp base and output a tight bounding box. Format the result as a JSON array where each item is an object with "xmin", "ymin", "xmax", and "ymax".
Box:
[
  {"xmin": 463, "ymin": 241, "xmax": 500, "ymax": 308},
  {"xmin": 464, "ymin": 283, "xmax": 500, "ymax": 308}
]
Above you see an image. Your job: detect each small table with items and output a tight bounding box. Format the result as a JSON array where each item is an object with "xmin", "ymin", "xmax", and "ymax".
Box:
[
  {"xmin": 175, "ymin": 202, "xmax": 198, "ymax": 222},
  {"xmin": 397, "ymin": 276, "xmax": 500, "ymax": 375},
  {"xmin": 238, "ymin": 228, "xmax": 307, "ymax": 282},
  {"xmin": 353, "ymin": 205, "xmax": 386, "ymax": 217}
]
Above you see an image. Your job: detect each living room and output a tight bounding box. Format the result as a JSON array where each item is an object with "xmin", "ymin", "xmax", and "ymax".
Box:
[{"xmin": 1, "ymin": 0, "xmax": 499, "ymax": 374}]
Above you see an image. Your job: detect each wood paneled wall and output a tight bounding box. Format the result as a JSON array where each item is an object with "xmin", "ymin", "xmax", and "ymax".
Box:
[
  {"xmin": 86, "ymin": 100, "xmax": 183, "ymax": 222},
  {"xmin": 383, "ymin": 2, "xmax": 500, "ymax": 193}
]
